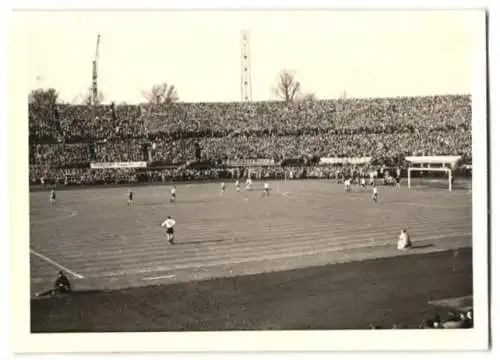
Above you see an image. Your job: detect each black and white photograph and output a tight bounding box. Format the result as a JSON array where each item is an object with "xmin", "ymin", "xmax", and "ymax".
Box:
[{"xmin": 8, "ymin": 2, "xmax": 490, "ymax": 353}]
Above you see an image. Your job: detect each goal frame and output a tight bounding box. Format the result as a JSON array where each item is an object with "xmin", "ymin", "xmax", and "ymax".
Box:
[{"xmin": 407, "ymin": 167, "xmax": 453, "ymax": 192}]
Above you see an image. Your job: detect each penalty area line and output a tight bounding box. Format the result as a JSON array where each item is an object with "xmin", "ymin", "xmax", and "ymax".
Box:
[{"xmin": 30, "ymin": 249, "xmax": 84, "ymax": 279}]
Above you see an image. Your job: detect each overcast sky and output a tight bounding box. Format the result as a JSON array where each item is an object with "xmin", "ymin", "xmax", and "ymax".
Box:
[{"xmin": 16, "ymin": 10, "xmax": 483, "ymax": 104}]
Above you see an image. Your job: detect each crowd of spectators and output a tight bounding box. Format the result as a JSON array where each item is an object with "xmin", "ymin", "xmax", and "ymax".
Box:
[
  {"xmin": 141, "ymin": 95, "xmax": 470, "ymax": 135},
  {"xmin": 369, "ymin": 308, "xmax": 474, "ymax": 329},
  {"xmin": 29, "ymin": 94, "xmax": 472, "ymax": 185},
  {"xmin": 29, "ymin": 104, "xmax": 145, "ymax": 142}
]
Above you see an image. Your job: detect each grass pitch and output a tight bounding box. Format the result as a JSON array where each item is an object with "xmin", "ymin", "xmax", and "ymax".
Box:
[{"xmin": 30, "ymin": 179, "xmax": 472, "ymax": 331}]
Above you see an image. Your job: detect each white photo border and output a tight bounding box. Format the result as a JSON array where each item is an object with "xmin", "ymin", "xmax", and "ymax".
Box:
[{"xmin": 6, "ymin": 0, "xmax": 492, "ymax": 354}]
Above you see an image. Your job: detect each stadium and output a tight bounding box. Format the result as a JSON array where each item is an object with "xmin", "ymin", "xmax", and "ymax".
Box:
[{"xmin": 28, "ymin": 29, "xmax": 474, "ymax": 332}]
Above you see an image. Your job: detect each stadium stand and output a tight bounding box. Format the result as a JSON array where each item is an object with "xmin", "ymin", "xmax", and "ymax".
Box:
[{"xmin": 29, "ymin": 95, "xmax": 472, "ymax": 186}]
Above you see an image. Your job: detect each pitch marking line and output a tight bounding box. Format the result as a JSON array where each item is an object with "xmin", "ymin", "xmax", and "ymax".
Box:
[
  {"xmin": 30, "ymin": 249, "xmax": 84, "ymax": 279},
  {"xmin": 31, "ymin": 208, "xmax": 77, "ymax": 224},
  {"xmin": 142, "ymin": 275, "xmax": 176, "ymax": 281},
  {"xmin": 99, "ymin": 232, "xmax": 472, "ymax": 279}
]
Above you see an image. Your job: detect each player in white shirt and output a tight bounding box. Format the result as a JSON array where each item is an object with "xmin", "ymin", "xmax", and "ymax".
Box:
[
  {"xmin": 161, "ymin": 216, "xmax": 176, "ymax": 245},
  {"xmin": 49, "ymin": 189, "xmax": 56, "ymax": 205},
  {"xmin": 245, "ymin": 178, "xmax": 253, "ymax": 191},
  {"xmin": 372, "ymin": 186, "xmax": 378, "ymax": 202},
  {"xmin": 169, "ymin": 186, "xmax": 177, "ymax": 203},
  {"xmin": 397, "ymin": 229, "xmax": 412, "ymax": 250},
  {"xmin": 344, "ymin": 178, "xmax": 351, "ymax": 192},
  {"xmin": 395, "ymin": 167, "xmax": 402, "ymax": 190},
  {"xmin": 369, "ymin": 171, "xmax": 376, "ymax": 186},
  {"xmin": 360, "ymin": 177, "xmax": 366, "ymax": 189},
  {"xmin": 235, "ymin": 180, "xmax": 240, "ymax": 192},
  {"xmin": 220, "ymin": 182, "xmax": 226, "ymax": 195},
  {"xmin": 262, "ymin": 182, "xmax": 271, "ymax": 196}
]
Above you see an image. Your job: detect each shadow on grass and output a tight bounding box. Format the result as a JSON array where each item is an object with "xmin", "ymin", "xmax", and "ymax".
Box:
[
  {"xmin": 175, "ymin": 239, "xmax": 226, "ymax": 246},
  {"xmin": 32, "ymin": 289, "xmax": 114, "ymax": 301},
  {"xmin": 31, "ymin": 248, "xmax": 473, "ymax": 332},
  {"xmin": 133, "ymin": 202, "xmax": 171, "ymax": 206},
  {"xmin": 411, "ymin": 244, "xmax": 435, "ymax": 250}
]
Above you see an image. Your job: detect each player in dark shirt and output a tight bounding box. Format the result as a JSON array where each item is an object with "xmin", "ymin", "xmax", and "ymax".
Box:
[{"xmin": 127, "ymin": 189, "xmax": 133, "ymax": 206}]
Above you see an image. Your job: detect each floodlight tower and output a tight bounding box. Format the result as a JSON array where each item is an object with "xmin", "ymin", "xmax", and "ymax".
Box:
[
  {"xmin": 240, "ymin": 30, "xmax": 252, "ymax": 102},
  {"xmin": 91, "ymin": 34, "xmax": 101, "ymax": 105}
]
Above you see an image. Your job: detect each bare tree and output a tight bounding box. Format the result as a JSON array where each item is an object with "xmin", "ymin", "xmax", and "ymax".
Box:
[
  {"xmin": 298, "ymin": 92, "xmax": 317, "ymax": 102},
  {"xmin": 96, "ymin": 91, "xmax": 105, "ymax": 105},
  {"xmin": 273, "ymin": 70, "xmax": 302, "ymax": 102},
  {"xmin": 82, "ymin": 89, "xmax": 104, "ymax": 105},
  {"xmin": 29, "ymin": 88, "xmax": 59, "ymax": 107},
  {"xmin": 142, "ymin": 82, "xmax": 179, "ymax": 105},
  {"xmin": 70, "ymin": 95, "xmax": 82, "ymax": 105},
  {"xmin": 29, "ymin": 88, "xmax": 65, "ymax": 140},
  {"xmin": 72, "ymin": 88, "xmax": 104, "ymax": 105}
]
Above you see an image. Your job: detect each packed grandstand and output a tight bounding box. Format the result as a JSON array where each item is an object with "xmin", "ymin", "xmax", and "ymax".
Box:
[{"xmin": 29, "ymin": 94, "xmax": 472, "ymax": 186}]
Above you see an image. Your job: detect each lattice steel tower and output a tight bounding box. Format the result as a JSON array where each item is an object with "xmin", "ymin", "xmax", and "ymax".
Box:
[{"xmin": 240, "ymin": 30, "xmax": 252, "ymax": 102}]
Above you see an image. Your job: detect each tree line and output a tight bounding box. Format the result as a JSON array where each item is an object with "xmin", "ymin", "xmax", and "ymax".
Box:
[{"xmin": 29, "ymin": 69, "xmax": 319, "ymax": 109}]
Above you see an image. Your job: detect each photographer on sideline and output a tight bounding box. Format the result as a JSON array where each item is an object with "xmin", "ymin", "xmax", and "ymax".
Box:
[{"xmin": 36, "ymin": 270, "xmax": 72, "ymax": 297}]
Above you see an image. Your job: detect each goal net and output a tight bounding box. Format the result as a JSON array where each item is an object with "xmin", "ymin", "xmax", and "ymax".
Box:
[
  {"xmin": 407, "ymin": 167, "xmax": 454, "ymax": 191},
  {"xmin": 406, "ymin": 156, "xmax": 462, "ymax": 192}
]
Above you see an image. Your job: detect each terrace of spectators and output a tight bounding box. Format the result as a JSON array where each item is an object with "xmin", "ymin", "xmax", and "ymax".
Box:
[{"xmin": 28, "ymin": 95, "xmax": 472, "ymax": 185}]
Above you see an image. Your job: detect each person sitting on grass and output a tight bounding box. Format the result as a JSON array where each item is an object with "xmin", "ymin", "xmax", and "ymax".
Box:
[
  {"xmin": 36, "ymin": 270, "xmax": 72, "ymax": 297},
  {"xmin": 397, "ymin": 229, "xmax": 412, "ymax": 250}
]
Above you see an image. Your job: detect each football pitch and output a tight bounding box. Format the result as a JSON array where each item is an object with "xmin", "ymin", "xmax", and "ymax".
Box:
[{"xmin": 30, "ymin": 179, "xmax": 473, "ymax": 331}]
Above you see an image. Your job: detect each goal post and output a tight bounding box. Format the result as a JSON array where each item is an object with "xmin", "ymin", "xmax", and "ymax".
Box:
[
  {"xmin": 407, "ymin": 167, "xmax": 453, "ymax": 192},
  {"xmin": 405, "ymin": 155, "xmax": 461, "ymax": 192}
]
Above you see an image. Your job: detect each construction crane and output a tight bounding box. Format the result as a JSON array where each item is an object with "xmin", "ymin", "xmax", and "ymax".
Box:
[{"xmin": 91, "ymin": 34, "xmax": 101, "ymax": 105}]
